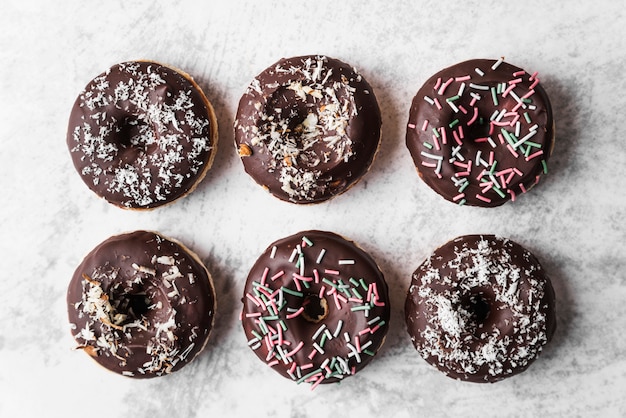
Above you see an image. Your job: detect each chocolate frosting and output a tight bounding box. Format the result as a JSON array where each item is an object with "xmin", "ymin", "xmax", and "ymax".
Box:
[
  {"xmin": 67, "ymin": 230, "xmax": 216, "ymax": 378},
  {"xmin": 406, "ymin": 58, "xmax": 554, "ymax": 207},
  {"xmin": 405, "ymin": 235, "xmax": 556, "ymax": 383},
  {"xmin": 241, "ymin": 230, "xmax": 390, "ymax": 388},
  {"xmin": 234, "ymin": 55, "xmax": 382, "ymax": 204},
  {"xmin": 67, "ymin": 61, "xmax": 217, "ymax": 209}
]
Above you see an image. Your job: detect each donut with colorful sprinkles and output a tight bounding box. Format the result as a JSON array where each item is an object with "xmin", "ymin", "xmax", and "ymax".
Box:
[
  {"xmin": 406, "ymin": 58, "xmax": 555, "ymax": 207},
  {"xmin": 241, "ymin": 230, "xmax": 390, "ymax": 389},
  {"xmin": 405, "ymin": 235, "xmax": 556, "ymax": 382}
]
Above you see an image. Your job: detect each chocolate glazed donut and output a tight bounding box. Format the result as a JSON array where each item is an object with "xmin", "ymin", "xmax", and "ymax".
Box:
[
  {"xmin": 406, "ymin": 58, "xmax": 554, "ymax": 207},
  {"xmin": 234, "ymin": 55, "xmax": 382, "ymax": 204},
  {"xmin": 241, "ymin": 230, "xmax": 390, "ymax": 389},
  {"xmin": 405, "ymin": 235, "xmax": 556, "ymax": 383},
  {"xmin": 67, "ymin": 61, "xmax": 218, "ymax": 209},
  {"xmin": 67, "ymin": 231, "xmax": 216, "ymax": 378}
]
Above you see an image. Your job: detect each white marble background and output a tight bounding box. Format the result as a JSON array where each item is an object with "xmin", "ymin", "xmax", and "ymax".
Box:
[{"xmin": 1, "ymin": 0, "xmax": 625, "ymax": 416}]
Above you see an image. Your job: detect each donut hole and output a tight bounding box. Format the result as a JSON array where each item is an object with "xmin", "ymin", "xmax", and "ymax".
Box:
[
  {"xmin": 111, "ymin": 291, "xmax": 152, "ymax": 325},
  {"xmin": 301, "ymin": 293, "xmax": 329, "ymax": 323},
  {"xmin": 116, "ymin": 116, "xmax": 157, "ymax": 156},
  {"xmin": 462, "ymin": 291, "xmax": 493, "ymax": 330}
]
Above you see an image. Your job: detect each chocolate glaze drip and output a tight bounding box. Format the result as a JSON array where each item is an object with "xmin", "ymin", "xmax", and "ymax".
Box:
[
  {"xmin": 67, "ymin": 61, "xmax": 217, "ymax": 209},
  {"xmin": 406, "ymin": 59, "xmax": 554, "ymax": 207},
  {"xmin": 234, "ymin": 55, "xmax": 382, "ymax": 204},
  {"xmin": 241, "ymin": 230, "xmax": 390, "ymax": 387},
  {"xmin": 67, "ymin": 231, "xmax": 216, "ymax": 378},
  {"xmin": 405, "ymin": 235, "xmax": 556, "ymax": 383}
]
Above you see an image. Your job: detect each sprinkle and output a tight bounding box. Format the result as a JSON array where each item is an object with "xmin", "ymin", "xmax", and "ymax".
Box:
[
  {"xmin": 424, "ymin": 96, "xmax": 434, "ymax": 105},
  {"xmin": 490, "ymin": 87, "xmax": 499, "ymax": 106},
  {"xmin": 542, "ymin": 159, "xmax": 548, "ymax": 174},
  {"xmin": 324, "ymin": 269, "xmax": 340, "ymax": 275},
  {"xmin": 288, "ymin": 248, "xmax": 298, "ymax": 263},
  {"xmin": 313, "ymin": 342, "xmax": 325, "ymax": 354},
  {"xmin": 334, "ymin": 320, "xmax": 343, "ymax": 338},
  {"xmin": 407, "ymin": 123, "xmax": 416, "ymax": 129},
  {"xmin": 434, "ymin": 98, "xmax": 442, "ymax": 110},
  {"xmin": 270, "ymin": 246, "xmax": 277, "ymax": 259},
  {"xmin": 526, "ymin": 150, "xmax": 544, "ymax": 161},
  {"xmin": 281, "ymin": 286, "xmax": 303, "ymax": 297},
  {"xmin": 491, "ymin": 57, "xmax": 504, "ymax": 70},
  {"xmin": 475, "ymin": 67, "xmax": 485, "ymax": 76},
  {"xmin": 285, "ymin": 341, "xmax": 304, "ymax": 357},
  {"xmin": 453, "ymin": 193, "xmax": 465, "ymax": 202},
  {"xmin": 338, "ymin": 259, "xmax": 355, "ymax": 265},
  {"xmin": 449, "ymin": 119, "xmax": 460, "ymax": 129},
  {"xmin": 467, "ymin": 107, "xmax": 479, "ymax": 126},
  {"xmin": 422, "ymin": 119, "xmax": 429, "ymax": 131},
  {"xmin": 438, "ymin": 77, "xmax": 454, "ymax": 95},
  {"xmin": 260, "ymin": 267, "xmax": 269, "ymax": 285},
  {"xmin": 470, "ymin": 83, "xmax": 489, "ymax": 91},
  {"xmin": 476, "ymin": 194, "xmax": 491, "ymax": 203},
  {"xmin": 423, "ymin": 141, "xmax": 433, "ymax": 150},
  {"xmin": 312, "ymin": 324, "xmax": 327, "ymax": 340},
  {"xmin": 433, "ymin": 77, "xmax": 442, "ymax": 91},
  {"xmin": 302, "ymin": 236, "xmax": 313, "ymax": 247},
  {"xmin": 271, "ymin": 270, "xmax": 285, "ymax": 281},
  {"xmin": 316, "ymin": 249, "xmax": 326, "ymax": 264}
]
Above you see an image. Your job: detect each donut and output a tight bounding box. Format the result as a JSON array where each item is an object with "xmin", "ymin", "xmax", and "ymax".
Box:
[
  {"xmin": 405, "ymin": 235, "xmax": 556, "ymax": 383},
  {"xmin": 406, "ymin": 58, "xmax": 554, "ymax": 207},
  {"xmin": 241, "ymin": 230, "xmax": 390, "ymax": 389},
  {"xmin": 234, "ymin": 55, "xmax": 382, "ymax": 204},
  {"xmin": 67, "ymin": 230, "xmax": 216, "ymax": 378},
  {"xmin": 67, "ymin": 61, "xmax": 218, "ymax": 209}
]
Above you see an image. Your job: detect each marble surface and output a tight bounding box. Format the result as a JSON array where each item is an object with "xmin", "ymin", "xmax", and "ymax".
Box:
[{"xmin": 1, "ymin": 1, "xmax": 625, "ymax": 416}]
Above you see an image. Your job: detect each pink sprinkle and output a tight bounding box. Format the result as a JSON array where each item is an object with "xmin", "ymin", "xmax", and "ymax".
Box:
[
  {"xmin": 458, "ymin": 105, "xmax": 468, "ymax": 114},
  {"xmin": 407, "ymin": 123, "xmax": 416, "ymax": 129},
  {"xmin": 458, "ymin": 125, "xmax": 464, "ymax": 139},
  {"xmin": 421, "ymin": 119, "xmax": 429, "ymax": 131},
  {"xmin": 481, "ymin": 182, "xmax": 493, "ymax": 193},
  {"xmin": 318, "ymin": 285, "xmax": 326, "ymax": 299},
  {"xmin": 521, "ymin": 89, "xmax": 535, "ymax": 99},
  {"xmin": 489, "ymin": 122, "xmax": 495, "ymax": 135},
  {"xmin": 289, "ymin": 362, "xmax": 297, "ymax": 374},
  {"xmin": 489, "ymin": 151, "xmax": 494, "ymax": 165},
  {"xmin": 300, "ymin": 363, "xmax": 313, "ymax": 370},
  {"xmin": 359, "ymin": 328, "xmax": 371, "ymax": 336},
  {"xmin": 324, "ymin": 269, "xmax": 340, "ymax": 275},
  {"xmin": 506, "ymin": 171, "xmax": 515, "ymax": 185},
  {"xmin": 293, "ymin": 277, "xmax": 302, "ymax": 291},
  {"xmin": 520, "ymin": 183, "xmax": 527, "ymax": 193},
  {"xmin": 286, "ymin": 307, "xmax": 304, "ymax": 319},
  {"xmin": 454, "ymin": 171, "xmax": 469, "ymax": 178},
  {"xmin": 313, "ymin": 269, "xmax": 320, "ymax": 283},
  {"xmin": 308, "ymin": 349, "xmax": 317, "ymax": 360},
  {"xmin": 529, "ymin": 78, "xmax": 540, "ymax": 90},
  {"xmin": 470, "ymin": 96, "xmax": 478, "ymax": 106},
  {"xmin": 421, "ymin": 161, "xmax": 437, "ymax": 168},
  {"xmin": 499, "ymin": 174, "xmax": 507, "ymax": 189},
  {"xmin": 239, "ymin": 310, "xmax": 243, "ymax": 321},
  {"xmin": 476, "ymin": 169, "xmax": 486, "ymax": 180},
  {"xmin": 526, "ymin": 150, "xmax": 544, "ymax": 161},
  {"xmin": 440, "ymin": 127, "xmax": 448, "ymax": 144},
  {"xmin": 509, "ymin": 114, "xmax": 520, "ymax": 127},
  {"xmin": 434, "ymin": 77, "xmax": 442, "ymax": 91},
  {"xmin": 453, "ymin": 193, "xmax": 465, "ymax": 202},
  {"xmin": 455, "ymin": 75, "xmax": 471, "ymax": 82},
  {"xmin": 434, "ymin": 98, "xmax": 442, "ymax": 110},
  {"xmin": 453, "ymin": 160, "xmax": 468, "ymax": 168},
  {"xmin": 529, "ymin": 71, "xmax": 539, "ymax": 81},
  {"xmin": 333, "ymin": 293, "xmax": 346, "ymax": 309},
  {"xmin": 355, "ymin": 336, "xmax": 362, "ymax": 352},
  {"xmin": 438, "ymin": 77, "xmax": 454, "ymax": 95},
  {"xmin": 432, "ymin": 134, "xmax": 441, "ymax": 151},
  {"xmin": 513, "ymin": 70, "xmax": 526, "ymax": 77},
  {"xmin": 508, "ymin": 78, "xmax": 523, "ymax": 85},
  {"xmin": 453, "ymin": 130, "xmax": 462, "ymax": 145},
  {"xmin": 370, "ymin": 324, "xmax": 381, "ymax": 334},
  {"xmin": 498, "ymin": 133, "xmax": 506, "ymax": 144},
  {"xmin": 285, "ymin": 341, "xmax": 304, "ymax": 357},
  {"xmin": 348, "ymin": 297, "xmax": 363, "ymax": 303},
  {"xmin": 271, "ymin": 270, "xmax": 285, "ymax": 281},
  {"xmin": 245, "ymin": 312, "xmax": 261, "ymax": 318},
  {"xmin": 467, "ymin": 107, "xmax": 479, "ymax": 125},
  {"xmin": 474, "ymin": 137, "xmax": 488, "ymax": 143},
  {"xmin": 514, "ymin": 168, "xmax": 524, "ymax": 176},
  {"xmin": 267, "ymin": 360, "xmax": 279, "ymax": 367},
  {"xmin": 476, "ymin": 194, "xmax": 492, "ymax": 203},
  {"xmin": 507, "ymin": 144, "xmax": 519, "ymax": 157},
  {"xmin": 260, "ymin": 267, "xmax": 269, "ymax": 285},
  {"xmin": 293, "ymin": 273, "xmax": 313, "ymax": 282},
  {"xmin": 309, "ymin": 374, "xmax": 324, "ymax": 391},
  {"xmin": 497, "ymin": 168, "xmax": 514, "ymax": 176},
  {"xmin": 509, "ymin": 189, "xmax": 516, "ymax": 201},
  {"xmin": 502, "ymin": 83, "xmax": 515, "ymax": 97},
  {"xmin": 246, "ymin": 293, "xmax": 262, "ymax": 307}
]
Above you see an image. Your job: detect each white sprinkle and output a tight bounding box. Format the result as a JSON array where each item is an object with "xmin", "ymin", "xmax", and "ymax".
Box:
[
  {"xmin": 424, "ymin": 96, "xmax": 435, "ymax": 105},
  {"xmin": 470, "ymin": 83, "xmax": 490, "ymax": 91},
  {"xmin": 334, "ymin": 320, "xmax": 343, "ymax": 337},
  {"xmin": 316, "ymin": 249, "xmax": 326, "ymax": 264},
  {"xmin": 270, "ymin": 246, "xmax": 277, "ymax": 259},
  {"xmin": 491, "ymin": 57, "xmax": 504, "ymax": 70},
  {"xmin": 338, "ymin": 259, "xmax": 355, "ymax": 265},
  {"xmin": 475, "ymin": 67, "xmax": 485, "ymax": 76},
  {"xmin": 288, "ymin": 248, "xmax": 298, "ymax": 263}
]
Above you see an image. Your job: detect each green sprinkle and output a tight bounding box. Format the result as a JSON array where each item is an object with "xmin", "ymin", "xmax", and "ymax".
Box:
[
  {"xmin": 458, "ymin": 198, "xmax": 467, "ymax": 206},
  {"xmin": 251, "ymin": 330, "xmax": 263, "ymax": 341},
  {"xmin": 491, "ymin": 87, "xmax": 498, "ymax": 106},
  {"xmin": 297, "ymin": 369, "xmax": 323, "ymax": 384},
  {"xmin": 359, "ymin": 278, "xmax": 368, "ymax": 291},
  {"xmin": 349, "ymin": 277, "xmax": 360, "ymax": 287},
  {"xmin": 449, "ymin": 119, "xmax": 460, "ymax": 128},
  {"xmin": 320, "ymin": 332, "xmax": 328, "ymax": 347},
  {"xmin": 446, "ymin": 95, "xmax": 460, "ymax": 102},
  {"xmin": 522, "ymin": 98, "xmax": 532, "ymax": 103},
  {"xmin": 351, "ymin": 288, "xmax": 363, "ymax": 300},
  {"xmin": 281, "ymin": 287, "xmax": 303, "ymax": 298},
  {"xmin": 350, "ymin": 305, "xmax": 371, "ymax": 312},
  {"xmin": 492, "ymin": 185, "xmax": 506, "ymax": 198},
  {"xmin": 363, "ymin": 349, "xmax": 375, "ymax": 356},
  {"xmin": 524, "ymin": 112, "xmax": 532, "ymax": 123},
  {"xmin": 501, "ymin": 129, "xmax": 516, "ymax": 147},
  {"xmin": 524, "ymin": 145, "xmax": 532, "ymax": 157},
  {"xmin": 489, "ymin": 160, "xmax": 498, "ymax": 175},
  {"xmin": 423, "ymin": 141, "xmax": 433, "ymax": 149},
  {"xmin": 263, "ymin": 315, "xmax": 278, "ymax": 321},
  {"xmin": 302, "ymin": 236, "xmax": 314, "ymax": 246},
  {"xmin": 432, "ymin": 127, "xmax": 440, "ymax": 138},
  {"xmin": 459, "ymin": 181, "xmax": 469, "ymax": 193},
  {"xmin": 322, "ymin": 278, "xmax": 338, "ymax": 288},
  {"xmin": 377, "ymin": 320, "xmax": 387, "ymax": 327},
  {"xmin": 525, "ymin": 140, "xmax": 541, "ymax": 149},
  {"xmin": 279, "ymin": 320, "xmax": 287, "ymax": 331},
  {"xmin": 542, "ymin": 159, "xmax": 548, "ymax": 174}
]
